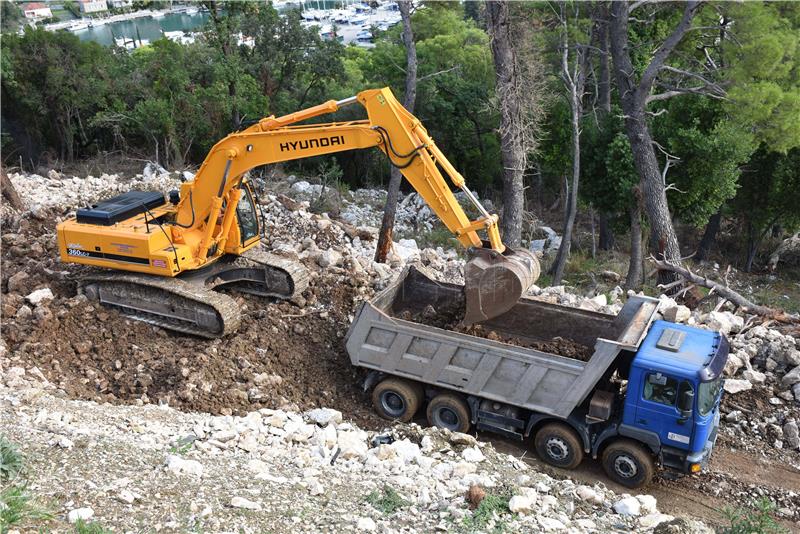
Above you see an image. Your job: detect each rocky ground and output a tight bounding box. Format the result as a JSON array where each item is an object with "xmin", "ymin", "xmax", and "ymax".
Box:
[{"xmin": 2, "ymin": 167, "xmax": 799, "ymax": 532}]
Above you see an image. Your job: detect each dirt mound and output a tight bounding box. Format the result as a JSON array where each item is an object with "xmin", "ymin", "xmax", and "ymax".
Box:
[
  {"xmin": 0, "ymin": 210, "xmax": 381, "ymax": 425},
  {"xmin": 397, "ymin": 305, "xmax": 593, "ymax": 361}
]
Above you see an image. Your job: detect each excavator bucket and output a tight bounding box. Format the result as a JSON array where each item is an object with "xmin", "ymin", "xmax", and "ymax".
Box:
[{"xmin": 463, "ymin": 248, "xmax": 541, "ymax": 325}]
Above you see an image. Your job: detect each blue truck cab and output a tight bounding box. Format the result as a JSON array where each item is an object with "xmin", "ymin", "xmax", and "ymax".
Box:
[{"xmin": 618, "ymin": 320, "xmax": 728, "ymax": 479}]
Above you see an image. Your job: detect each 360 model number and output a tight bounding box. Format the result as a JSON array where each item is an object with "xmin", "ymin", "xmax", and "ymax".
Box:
[{"xmin": 67, "ymin": 248, "xmax": 91, "ymax": 257}]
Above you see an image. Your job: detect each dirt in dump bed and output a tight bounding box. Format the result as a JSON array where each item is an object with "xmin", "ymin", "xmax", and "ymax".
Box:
[
  {"xmin": 395, "ymin": 304, "xmax": 593, "ymax": 362},
  {"xmin": 1, "ymin": 212, "xmax": 382, "ymax": 426}
]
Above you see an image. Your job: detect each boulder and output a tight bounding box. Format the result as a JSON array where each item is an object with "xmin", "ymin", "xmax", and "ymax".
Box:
[
  {"xmin": 663, "ymin": 305, "xmax": 691, "ymax": 323},
  {"xmin": 165, "ymin": 455, "xmax": 204, "ymax": 477},
  {"xmin": 781, "ymin": 365, "xmax": 800, "ymax": 387},
  {"xmin": 337, "ymin": 430, "xmax": 368, "ymax": 459},
  {"xmin": 6, "ymin": 271, "xmax": 29, "ymax": 293},
  {"xmin": 461, "ymin": 447, "xmax": 485, "ymax": 463},
  {"xmin": 508, "ymin": 494, "xmax": 536, "ymax": 514},
  {"xmin": 67, "ymin": 507, "xmax": 95, "ymax": 523},
  {"xmin": 742, "ymin": 370, "xmax": 766, "ymax": 385},
  {"xmin": 26, "ymin": 288, "xmax": 54, "ymax": 306},
  {"xmin": 723, "ymin": 379, "xmax": 752, "ymax": 394},
  {"xmin": 783, "ymin": 420, "xmax": 799, "ymax": 450},
  {"xmin": 230, "ymin": 496, "xmax": 262, "ymax": 511},
  {"xmin": 305, "ymin": 408, "xmax": 343, "ymax": 426},
  {"xmin": 614, "ymin": 496, "xmax": 642, "ymax": 516},
  {"xmin": 317, "ymin": 248, "xmax": 343, "ymax": 268},
  {"xmin": 704, "ymin": 311, "xmax": 733, "ymax": 335}
]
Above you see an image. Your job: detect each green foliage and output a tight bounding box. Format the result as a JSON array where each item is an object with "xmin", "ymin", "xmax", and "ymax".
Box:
[
  {"xmin": 723, "ymin": 3, "xmax": 800, "ymax": 153},
  {"xmin": 364, "ymin": 485, "xmax": 410, "ymax": 514},
  {"xmin": 168, "ymin": 436, "xmax": 195, "ymax": 455},
  {"xmin": 652, "ymin": 98, "xmax": 755, "ymax": 228},
  {"xmin": 0, "ymin": 436, "xmax": 54, "ymax": 529},
  {"xmin": 1, "ymin": 2, "xmax": 24, "ymax": 32},
  {"xmin": 721, "ymin": 497, "xmax": 787, "ymax": 534},
  {"xmin": 0, "ymin": 436, "xmax": 23, "ymax": 483},
  {"xmin": 74, "ymin": 519, "xmax": 114, "ymax": 534},
  {"xmin": 731, "ymin": 146, "xmax": 800, "ymax": 267},
  {"xmin": 461, "ymin": 492, "xmax": 511, "ymax": 532},
  {"xmin": 580, "ymin": 109, "xmax": 638, "ymax": 232}
]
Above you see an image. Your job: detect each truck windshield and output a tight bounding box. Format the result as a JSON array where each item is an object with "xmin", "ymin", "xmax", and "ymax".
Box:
[{"xmin": 698, "ymin": 377, "xmax": 722, "ymax": 416}]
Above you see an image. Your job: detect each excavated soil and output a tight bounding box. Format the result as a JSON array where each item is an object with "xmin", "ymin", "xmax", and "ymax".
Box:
[
  {"xmin": 396, "ymin": 304, "xmax": 593, "ymax": 361},
  {"xmin": 1, "ymin": 212, "xmax": 381, "ymax": 426}
]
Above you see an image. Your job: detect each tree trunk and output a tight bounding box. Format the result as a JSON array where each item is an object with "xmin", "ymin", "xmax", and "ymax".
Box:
[
  {"xmin": 551, "ymin": 5, "xmax": 589, "ymax": 285},
  {"xmin": 609, "ymin": 1, "xmax": 684, "ymax": 284},
  {"xmin": 597, "ymin": 4, "xmax": 611, "ymax": 114},
  {"xmin": 1, "ymin": 166, "xmax": 25, "ymax": 211},
  {"xmin": 626, "ymin": 199, "xmax": 643, "ymax": 290},
  {"xmin": 598, "ymin": 213, "xmax": 615, "ymax": 250},
  {"xmin": 374, "ymin": 0, "xmax": 417, "ymax": 263},
  {"xmin": 696, "ymin": 210, "xmax": 721, "ymax": 262},
  {"xmin": 487, "ymin": 0, "xmax": 524, "ymax": 248},
  {"xmin": 551, "ymin": 76, "xmax": 582, "ymax": 284}
]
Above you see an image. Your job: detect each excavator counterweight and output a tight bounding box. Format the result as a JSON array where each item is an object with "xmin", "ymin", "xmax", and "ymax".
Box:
[{"xmin": 56, "ymin": 87, "xmax": 539, "ymax": 336}]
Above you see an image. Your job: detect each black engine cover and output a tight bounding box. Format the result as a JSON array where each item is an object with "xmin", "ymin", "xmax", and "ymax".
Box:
[{"xmin": 76, "ymin": 190, "xmax": 165, "ymax": 226}]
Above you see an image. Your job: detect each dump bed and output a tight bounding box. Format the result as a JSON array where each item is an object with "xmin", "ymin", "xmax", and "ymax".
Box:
[{"xmin": 345, "ymin": 266, "xmax": 660, "ymax": 418}]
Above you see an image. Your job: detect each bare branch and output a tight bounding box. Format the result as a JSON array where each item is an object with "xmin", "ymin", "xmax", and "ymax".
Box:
[
  {"xmin": 664, "ymin": 183, "xmax": 687, "ymax": 194},
  {"xmin": 645, "ymin": 85, "xmax": 728, "ymax": 104},
  {"xmin": 417, "ymin": 66, "xmax": 460, "ymax": 83},
  {"xmin": 650, "ymin": 257, "xmax": 799, "ymax": 322},
  {"xmin": 637, "ymin": 1, "xmax": 703, "ymax": 101}
]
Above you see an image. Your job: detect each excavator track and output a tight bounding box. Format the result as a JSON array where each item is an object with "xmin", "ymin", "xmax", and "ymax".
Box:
[
  {"xmin": 79, "ymin": 251, "xmax": 309, "ymax": 338},
  {"xmin": 80, "ymin": 273, "xmax": 241, "ymax": 338},
  {"xmin": 200, "ymin": 249, "xmax": 310, "ymax": 300}
]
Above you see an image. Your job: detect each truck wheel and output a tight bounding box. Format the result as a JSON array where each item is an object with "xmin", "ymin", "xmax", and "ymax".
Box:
[
  {"xmin": 372, "ymin": 378, "xmax": 423, "ymax": 422},
  {"xmin": 426, "ymin": 393, "xmax": 471, "ymax": 433},
  {"xmin": 534, "ymin": 423, "xmax": 584, "ymax": 470},
  {"xmin": 601, "ymin": 439, "xmax": 655, "ymax": 488}
]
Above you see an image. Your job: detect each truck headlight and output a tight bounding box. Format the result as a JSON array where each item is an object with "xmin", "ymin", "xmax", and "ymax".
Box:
[{"xmin": 690, "ymin": 463, "xmax": 702, "ymax": 473}]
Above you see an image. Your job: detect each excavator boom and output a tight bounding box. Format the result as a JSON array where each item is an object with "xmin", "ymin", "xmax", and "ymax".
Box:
[{"xmin": 57, "ymin": 87, "xmax": 540, "ymax": 333}]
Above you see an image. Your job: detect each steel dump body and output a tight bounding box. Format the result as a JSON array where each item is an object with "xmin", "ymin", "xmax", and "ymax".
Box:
[{"xmin": 345, "ymin": 266, "xmax": 660, "ymax": 419}]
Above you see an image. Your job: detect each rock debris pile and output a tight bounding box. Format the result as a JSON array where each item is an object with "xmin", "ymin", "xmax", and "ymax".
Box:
[{"xmin": 1, "ymin": 381, "xmax": 708, "ymax": 533}]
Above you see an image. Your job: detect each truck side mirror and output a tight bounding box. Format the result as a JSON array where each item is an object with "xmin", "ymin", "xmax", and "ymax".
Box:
[{"xmin": 678, "ymin": 387, "xmax": 694, "ymax": 416}]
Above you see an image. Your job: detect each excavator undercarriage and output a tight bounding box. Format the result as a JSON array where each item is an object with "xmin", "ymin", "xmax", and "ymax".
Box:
[{"xmin": 80, "ymin": 249, "xmax": 308, "ymax": 338}]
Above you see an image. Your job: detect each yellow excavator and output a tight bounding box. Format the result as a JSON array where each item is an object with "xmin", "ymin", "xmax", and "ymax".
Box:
[{"xmin": 56, "ymin": 87, "xmax": 540, "ymax": 337}]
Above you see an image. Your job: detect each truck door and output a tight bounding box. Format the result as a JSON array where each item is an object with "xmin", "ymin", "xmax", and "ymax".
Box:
[{"xmin": 635, "ymin": 372, "xmax": 695, "ymax": 449}]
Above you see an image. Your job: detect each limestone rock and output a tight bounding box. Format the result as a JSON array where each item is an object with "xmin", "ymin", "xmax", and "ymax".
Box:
[{"xmin": 723, "ymin": 379, "xmax": 752, "ymax": 394}]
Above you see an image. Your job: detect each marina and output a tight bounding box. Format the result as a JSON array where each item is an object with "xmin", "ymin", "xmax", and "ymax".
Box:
[{"xmin": 36, "ymin": 1, "xmax": 402, "ymax": 50}]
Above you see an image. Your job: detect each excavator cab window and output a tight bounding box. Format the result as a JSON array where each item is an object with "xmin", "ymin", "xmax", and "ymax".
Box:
[{"xmin": 236, "ymin": 184, "xmax": 260, "ymax": 245}]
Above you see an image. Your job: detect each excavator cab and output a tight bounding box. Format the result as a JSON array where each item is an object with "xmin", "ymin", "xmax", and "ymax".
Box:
[{"xmin": 235, "ymin": 182, "xmax": 261, "ymax": 246}]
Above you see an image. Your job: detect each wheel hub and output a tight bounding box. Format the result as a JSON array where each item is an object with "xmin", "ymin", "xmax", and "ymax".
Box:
[
  {"xmin": 545, "ymin": 437, "xmax": 570, "ymax": 461},
  {"xmin": 614, "ymin": 455, "xmax": 638, "ymax": 478},
  {"xmin": 381, "ymin": 391, "xmax": 406, "ymax": 417},
  {"xmin": 434, "ymin": 407, "xmax": 460, "ymax": 430}
]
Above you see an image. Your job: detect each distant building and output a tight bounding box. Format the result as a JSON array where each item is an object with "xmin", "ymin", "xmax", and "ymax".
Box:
[
  {"xmin": 80, "ymin": 0, "xmax": 108, "ymax": 14},
  {"xmin": 22, "ymin": 2, "xmax": 53, "ymax": 19},
  {"xmin": 107, "ymin": 0, "xmax": 133, "ymax": 8}
]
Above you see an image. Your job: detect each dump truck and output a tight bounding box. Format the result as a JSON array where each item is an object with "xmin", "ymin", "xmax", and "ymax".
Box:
[{"xmin": 345, "ymin": 266, "xmax": 729, "ymax": 488}]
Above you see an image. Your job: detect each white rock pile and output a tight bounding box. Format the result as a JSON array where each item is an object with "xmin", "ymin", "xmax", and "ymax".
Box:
[{"xmin": 0, "ymin": 378, "xmax": 709, "ymax": 533}]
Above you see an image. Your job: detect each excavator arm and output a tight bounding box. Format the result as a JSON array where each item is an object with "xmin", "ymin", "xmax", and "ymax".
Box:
[
  {"xmin": 172, "ymin": 87, "xmax": 539, "ymax": 323},
  {"xmin": 175, "ymin": 88, "xmax": 503, "ymax": 258}
]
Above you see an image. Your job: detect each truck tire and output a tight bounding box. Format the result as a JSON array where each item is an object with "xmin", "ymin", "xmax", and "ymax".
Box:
[
  {"xmin": 601, "ymin": 439, "xmax": 655, "ymax": 488},
  {"xmin": 372, "ymin": 378, "xmax": 423, "ymax": 422},
  {"xmin": 534, "ymin": 423, "xmax": 584, "ymax": 470},
  {"xmin": 426, "ymin": 393, "xmax": 471, "ymax": 433}
]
